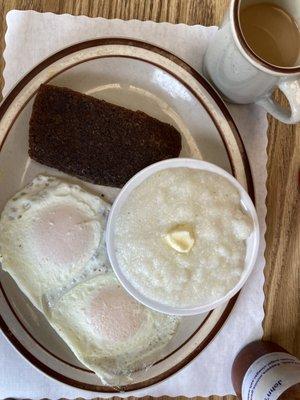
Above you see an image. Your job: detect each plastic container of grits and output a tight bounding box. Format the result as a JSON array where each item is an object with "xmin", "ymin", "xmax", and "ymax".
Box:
[{"xmin": 106, "ymin": 158, "xmax": 260, "ymax": 316}]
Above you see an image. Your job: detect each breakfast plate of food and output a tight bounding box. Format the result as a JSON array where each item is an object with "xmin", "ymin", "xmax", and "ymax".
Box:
[{"xmin": 0, "ymin": 39, "xmax": 258, "ymax": 392}]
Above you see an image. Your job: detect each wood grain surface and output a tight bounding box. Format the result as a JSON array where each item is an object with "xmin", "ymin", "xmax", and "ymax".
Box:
[{"xmin": 0, "ymin": 1, "xmax": 299, "ymax": 399}]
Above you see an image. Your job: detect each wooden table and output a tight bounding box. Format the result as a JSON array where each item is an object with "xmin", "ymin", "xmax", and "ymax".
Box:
[{"xmin": 0, "ymin": 1, "xmax": 299, "ymax": 399}]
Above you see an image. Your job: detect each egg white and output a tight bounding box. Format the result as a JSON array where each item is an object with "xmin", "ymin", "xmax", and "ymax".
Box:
[
  {"xmin": 0, "ymin": 175, "xmax": 110, "ymax": 311},
  {"xmin": 0, "ymin": 175, "xmax": 179, "ymax": 386},
  {"xmin": 47, "ymin": 273, "xmax": 179, "ymax": 386}
]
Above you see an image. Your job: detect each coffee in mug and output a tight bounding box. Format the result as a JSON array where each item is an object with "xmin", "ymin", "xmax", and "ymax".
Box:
[
  {"xmin": 203, "ymin": 0, "xmax": 300, "ymax": 124},
  {"xmin": 240, "ymin": 3, "xmax": 300, "ymax": 68}
]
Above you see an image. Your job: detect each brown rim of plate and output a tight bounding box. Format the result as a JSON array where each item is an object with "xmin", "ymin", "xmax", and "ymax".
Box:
[
  {"xmin": 0, "ymin": 38, "xmax": 255, "ymax": 392},
  {"xmin": 233, "ymin": 0, "xmax": 300, "ymax": 74}
]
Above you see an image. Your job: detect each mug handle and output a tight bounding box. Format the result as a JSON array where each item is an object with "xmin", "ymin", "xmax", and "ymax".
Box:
[{"xmin": 256, "ymin": 78, "xmax": 300, "ymax": 124}]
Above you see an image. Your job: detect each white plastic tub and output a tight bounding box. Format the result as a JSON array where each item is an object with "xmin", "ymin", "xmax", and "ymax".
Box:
[{"xmin": 106, "ymin": 158, "xmax": 260, "ymax": 316}]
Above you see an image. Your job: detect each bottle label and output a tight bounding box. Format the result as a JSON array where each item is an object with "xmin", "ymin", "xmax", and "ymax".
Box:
[{"xmin": 241, "ymin": 352, "xmax": 300, "ymax": 400}]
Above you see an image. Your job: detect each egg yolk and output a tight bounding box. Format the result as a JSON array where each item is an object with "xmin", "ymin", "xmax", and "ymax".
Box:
[
  {"xmin": 32, "ymin": 204, "xmax": 98, "ymax": 266},
  {"xmin": 89, "ymin": 286, "xmax": 144, "ymax": 343}
]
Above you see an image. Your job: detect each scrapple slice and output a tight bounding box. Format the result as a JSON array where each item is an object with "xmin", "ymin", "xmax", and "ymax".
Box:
[{"xmin": 29, "ymin": 84, "xmax": 182, "ymax": 187}]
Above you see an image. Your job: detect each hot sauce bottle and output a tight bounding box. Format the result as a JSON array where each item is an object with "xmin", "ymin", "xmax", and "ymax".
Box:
[{"xmin": 232, "ymin": 341, "xmax": 300, "ymax": 399}]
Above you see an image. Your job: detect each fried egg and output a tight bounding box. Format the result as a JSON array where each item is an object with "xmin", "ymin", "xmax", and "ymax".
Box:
[
  {"xmin": 47, "ymin": 273, "xmax": 179, "ymax": 386},
  {"xmin": 0, "ymin": 175, "xmax": 110, "ymax": 311}
]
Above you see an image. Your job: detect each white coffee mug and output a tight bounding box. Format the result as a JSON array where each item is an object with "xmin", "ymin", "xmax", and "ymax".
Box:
[{"xmin": 203, "ymin": 0, "xmax": 300, "ymax": 124}]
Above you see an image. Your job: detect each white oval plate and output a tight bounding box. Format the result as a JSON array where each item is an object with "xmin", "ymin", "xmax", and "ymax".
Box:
[{"xmin": 0, "ymin": 39, "xmax": 254, "ymax": 393}]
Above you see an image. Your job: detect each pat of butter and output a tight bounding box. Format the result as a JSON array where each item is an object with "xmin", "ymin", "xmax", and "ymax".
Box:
[{"xmin": 165, "ymin": 225, "xmax": 195, "ymax": 253}]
